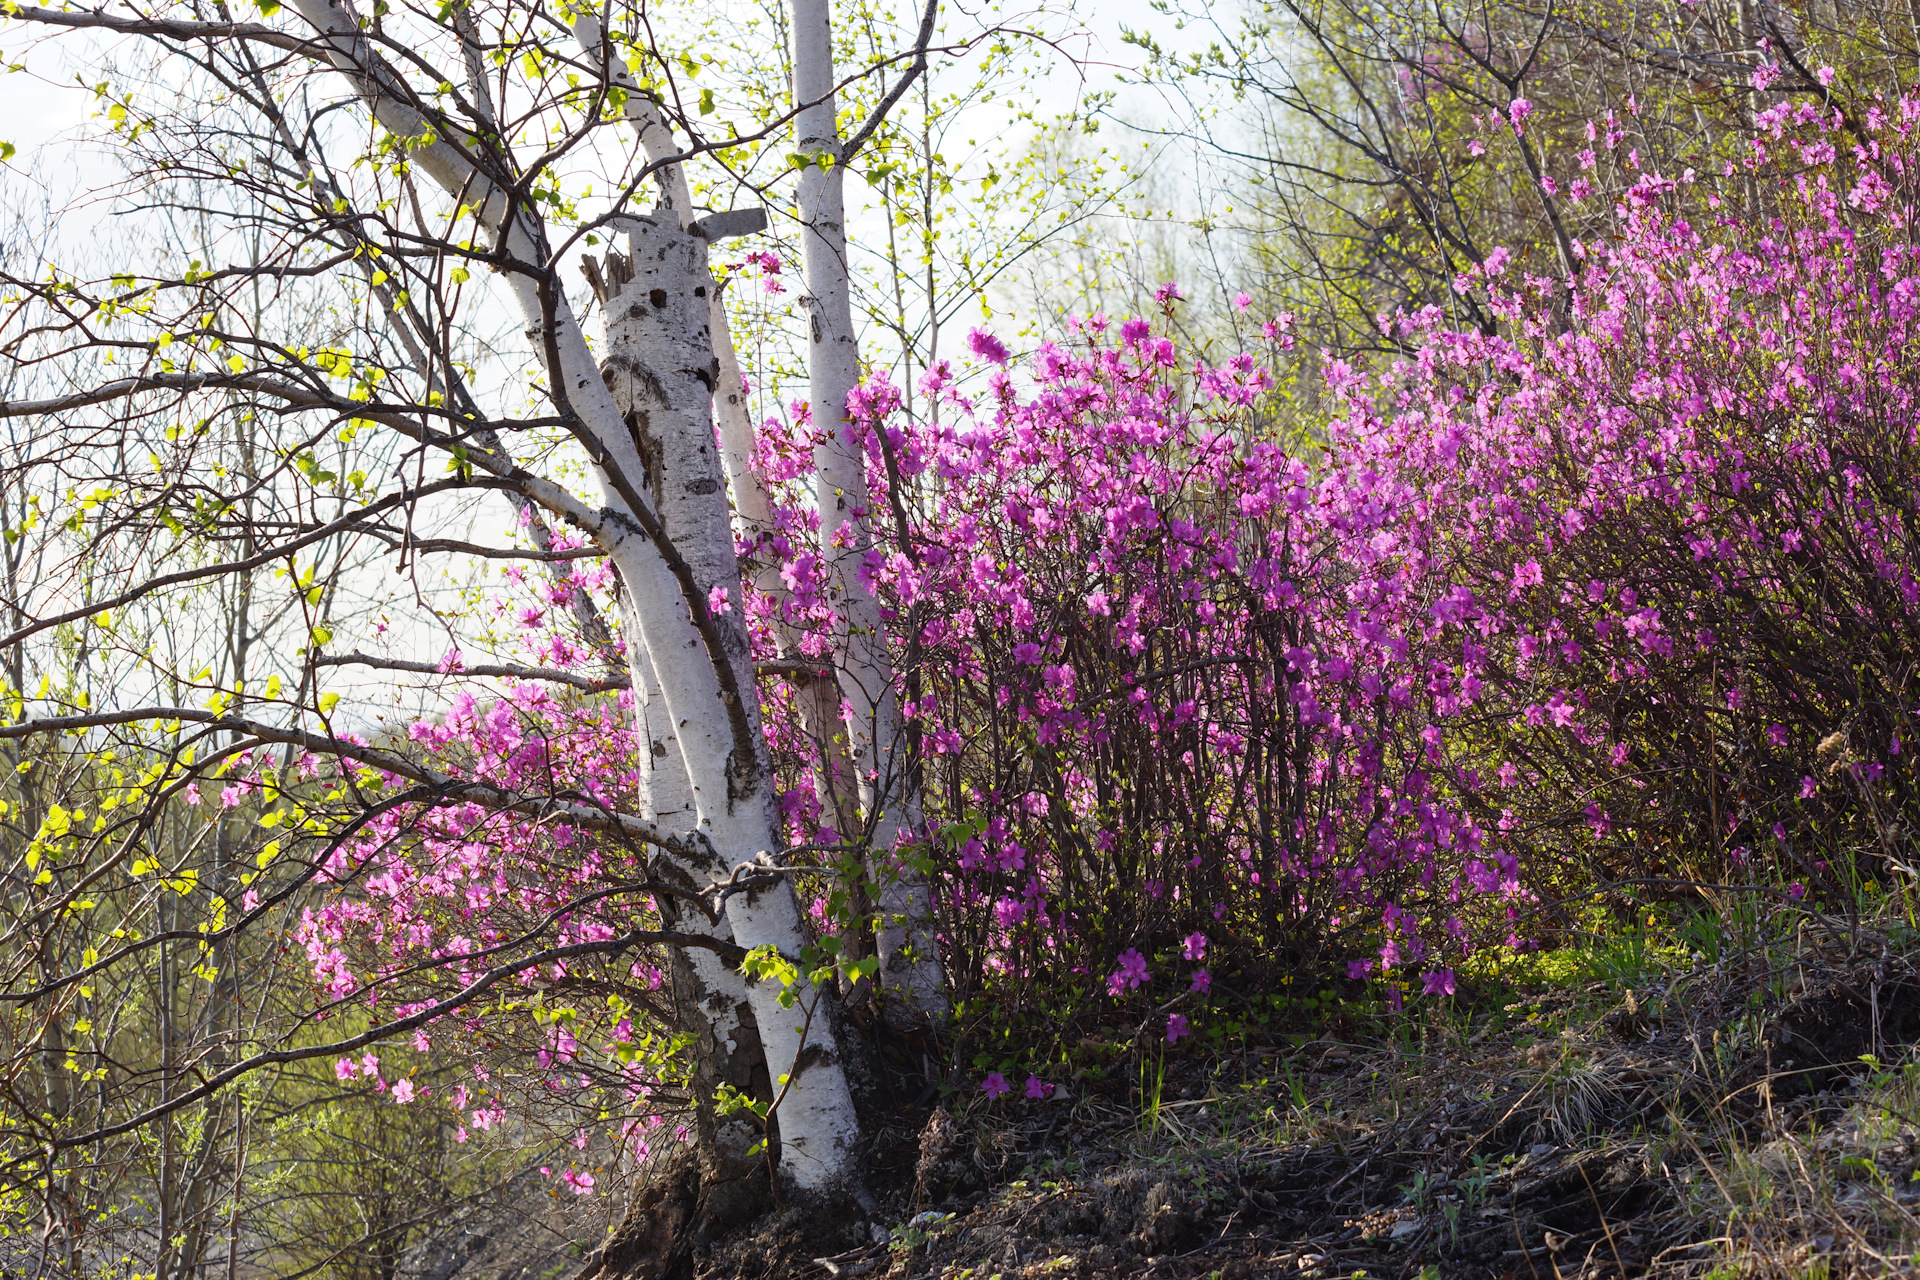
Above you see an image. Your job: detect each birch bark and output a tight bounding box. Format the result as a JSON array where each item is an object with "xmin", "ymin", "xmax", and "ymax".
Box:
[
  {"xmin": 791, "ymin": 0, "xmax": 946, "ymax": 1016},
  {"xmin": 580, "ymin": 17, "xmax": 876, "ymax": 989},
  {"xmin": 282, "ymin": 0, "xmax": 865, "ymax": 1196}
]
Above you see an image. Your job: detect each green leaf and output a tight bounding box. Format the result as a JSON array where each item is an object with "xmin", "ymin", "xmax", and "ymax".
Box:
[{"xmin": 0, "ymin": 142, "xmax": 14, "ymax": 163}]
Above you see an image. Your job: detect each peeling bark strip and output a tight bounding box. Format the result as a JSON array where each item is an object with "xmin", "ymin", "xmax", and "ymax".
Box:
[{"xmin": 791, "ymin": 0, "xmax": 948, "ymax": 1017}]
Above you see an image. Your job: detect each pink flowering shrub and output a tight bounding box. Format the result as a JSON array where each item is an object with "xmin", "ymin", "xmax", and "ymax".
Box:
[
  {"xmin": 761, "ymin": 91, "xmax": 1920, "ymax": 1015},
  {"xmin": 291, "ymin": 92, "xmax": 1920, "ymax": 1149},
  {"xmin": 287, "ymin": 548, "xmax": 685, "ymax": 1155}
]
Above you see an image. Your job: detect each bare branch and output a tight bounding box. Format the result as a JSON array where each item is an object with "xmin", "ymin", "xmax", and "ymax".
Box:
[{"xmin": 0, "ymin": 708, "xmax": 694, "ymax": 857}]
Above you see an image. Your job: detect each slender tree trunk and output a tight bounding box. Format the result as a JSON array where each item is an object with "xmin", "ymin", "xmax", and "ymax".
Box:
[
  {"xmin": 708, "ymin": 287, "xmax": 874, "ymax": 984},
  {"xmin": 791, "ymin": 0, "xmax": 945, "ymax": 1017}
]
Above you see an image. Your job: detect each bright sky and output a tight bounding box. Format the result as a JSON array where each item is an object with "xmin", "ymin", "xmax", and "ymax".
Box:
[
  {"xmin": 0, "ymin": 0, "xmax": 1213, "ymax": 717},
  {"xmin": 0, "ymin": 1, "xmax": 1193, "ymax": 164},
  {"xmin": 0, "ymin": 39, "xmax": 100, "ymax": 159}
]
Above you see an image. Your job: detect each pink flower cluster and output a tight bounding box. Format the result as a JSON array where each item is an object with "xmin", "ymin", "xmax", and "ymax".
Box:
[
  {"xmin": 296, "ymin": 91, "xmax": 1920, "ymax": 1155},
  {"xmin": 756, "ymin": 91, "xmax": 1920, "ymax": 1010}
]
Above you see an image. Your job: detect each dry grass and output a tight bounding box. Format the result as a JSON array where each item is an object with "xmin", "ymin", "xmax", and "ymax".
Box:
[{"xmin": 845, "ymin": 907, "xmax": 1920, "ymax": 1280}]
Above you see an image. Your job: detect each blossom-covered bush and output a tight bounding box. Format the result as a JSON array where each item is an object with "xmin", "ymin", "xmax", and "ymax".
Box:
[
  {"xmin": 292, "ymin": 88, "xmax": 1920, "ymax": 1150},
  {"xmin": 760, "ymin": 89, "xmax": 1920, "ymax": 1019}
]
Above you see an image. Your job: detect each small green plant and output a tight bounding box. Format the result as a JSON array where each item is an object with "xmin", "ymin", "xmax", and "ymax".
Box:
[
  {"xmin": 1139, "ymin": 1050, "xmax": 1168, "ymax": 1133},
  {"xmin": 1457, "ymin": 1154, "xmax": 1493, "ymax": 1215},
  {"xmin": 1282, "ymin": 1058, "xmax": 1308, "ymax": 1111}
]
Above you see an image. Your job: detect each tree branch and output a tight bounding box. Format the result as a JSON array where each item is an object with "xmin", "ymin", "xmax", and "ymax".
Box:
[
  {"xmin": 0, "ymin": 708, "xmax": 694, "ymax": 857},
  {"xmin": 843, "ymin": 0, "xmax": 940, "ymax": 161},
  {"xmin": 316, "ymin": 650, "xmax": 630, "ymax": 693}
]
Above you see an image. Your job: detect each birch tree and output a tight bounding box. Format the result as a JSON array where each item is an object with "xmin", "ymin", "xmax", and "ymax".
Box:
[
  {"xmin": 790, "ymin": 0, "xmax": 946, "ymax": 1018},
  {"xmin": 0, "ymin": 0, "xmax": 958, "ymax": 1247}
]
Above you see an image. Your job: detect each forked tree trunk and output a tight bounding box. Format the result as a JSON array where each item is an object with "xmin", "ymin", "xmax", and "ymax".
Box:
[
  {"xmin": 578, "ymin": 8, "xmax": 856, "ymax": 1167},
  {"xmin": 286, "ymin": 0, "xmax": 865, "ymax": 1199},
  {"xmin": 588, "ymin": 17, "xmax": 888, "ymax": 996}
]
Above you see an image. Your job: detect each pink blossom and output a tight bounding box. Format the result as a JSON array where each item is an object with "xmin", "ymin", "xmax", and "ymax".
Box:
[
  {"xmin": 966, "ymin": 327, "xmax": 1010, "ymax": 366},
  {"xmin": 1107, "ymin": 948, "xmax": 1150, "ymax": 996}
]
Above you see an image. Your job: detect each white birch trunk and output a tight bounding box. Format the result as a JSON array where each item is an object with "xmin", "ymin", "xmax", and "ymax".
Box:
[
  {"xmin": 588, "ymin": 29, "xmax": 874, "ymax": 982},
  {"xmin": 710, "ymin": 292, "xmax": 869, "ymax": 912},
  {"xmin": 791, "ymin": 0, "xmax": 946, "ymax": 1016},
  {"xmin": 287, "ymin": 0, "xmax": 865, "ymax": 1195}
]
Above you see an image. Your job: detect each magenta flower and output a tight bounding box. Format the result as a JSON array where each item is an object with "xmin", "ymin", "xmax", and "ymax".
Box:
[
  {"xmin": 1025, "ymin": 1075, "xmax": 1052, "ymax": 1099},
  {"xmin": 1166, "ymin": 1014, "xmax": 1191, "ymax": 1044},
  {"xmin": 1182, "ymin": 931, "xmax": 1208, "ymax": 961},
  {"xmin": 982, "ymin": 1072, "xmax": 1010, "ymax": 1100},
  {"xmin": 1190, "ymin": 969, "xmax": 1211, "ymax": 994},
  {"xmin": 1108, "ymin": 948, "xmax": 1150, "ymax": 995},
  {"xmin": 966, "ymin": 327, "xmax": 1010, "ymax": 366},
  {"xmin": 390, "ymin": 1078, "xmax": 417, "ymax": 1104},
  {"xmin": 1421, "ymin": 969, "xmax": 1457, "ymax": 998}
]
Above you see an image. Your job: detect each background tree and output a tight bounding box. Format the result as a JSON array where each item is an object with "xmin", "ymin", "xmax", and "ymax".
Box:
[{"xmin": 1118, "ymin": 0, "xmax": 1920, "ymax": 357}]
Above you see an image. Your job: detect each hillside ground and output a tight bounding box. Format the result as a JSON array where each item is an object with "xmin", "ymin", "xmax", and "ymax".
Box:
[{"xmin": 686, "ymin": 906, "xmax": 1920, "ymax": 1280}]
